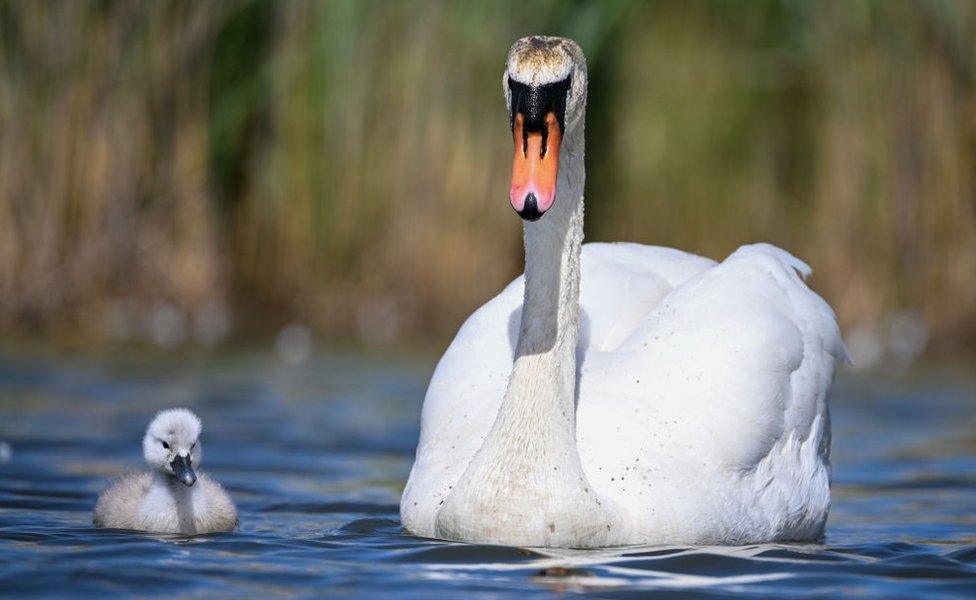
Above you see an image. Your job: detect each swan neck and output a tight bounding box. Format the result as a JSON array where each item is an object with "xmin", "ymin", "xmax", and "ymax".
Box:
[
  {"xmin": 434, "ymin": 122, "xmax": 628, "ymax": 546},
  {"xmin": 517, "ymin": 130, "xmax": 585, "ymax": 370},
  {"xmin": 154, "ymin": 471, "xmax": 198, "ymax": 534}
]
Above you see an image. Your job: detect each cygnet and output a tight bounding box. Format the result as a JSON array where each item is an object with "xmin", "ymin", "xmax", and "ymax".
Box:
[{"xmin": 94, "ymin": 408, "xmax": 238, "ymax": 534}]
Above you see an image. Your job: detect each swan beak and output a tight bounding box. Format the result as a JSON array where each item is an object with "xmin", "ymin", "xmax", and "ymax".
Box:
[
  {"xmin": 171, "ymin": 454, "xmax": 197, "ymax": 487},
  {"xmin": 510, "ymin": 112, "xmax": 561, "ymax": 221}
]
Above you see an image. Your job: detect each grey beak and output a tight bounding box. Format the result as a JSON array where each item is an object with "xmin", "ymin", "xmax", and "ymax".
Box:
[{"xmin": 171, "ymin": 454, "xmax": 197, "ymax": 487}]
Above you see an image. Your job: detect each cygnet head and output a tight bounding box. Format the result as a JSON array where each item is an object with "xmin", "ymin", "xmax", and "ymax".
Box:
[
  {"xmin": 143, "ymin": 408, "xmax": 202, "ymax": 487},
  {"xmin": 503, "ymin": 36, "xmax": 587, "ymax": 221}
]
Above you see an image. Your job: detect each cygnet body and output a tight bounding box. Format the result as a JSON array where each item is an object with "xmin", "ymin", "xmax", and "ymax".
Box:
[{"xmin": 94, "ymin": 408, "xmax": 238, "ymax": 534}]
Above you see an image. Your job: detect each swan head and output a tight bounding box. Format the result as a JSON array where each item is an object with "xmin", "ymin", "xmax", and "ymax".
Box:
[
  {"xmin": 143, "ymin": 408, "xmax": 202, "ymax": 487},
  {"xmin": 504, "ymin": 36, "xmax": 587, "ymax": 221}
]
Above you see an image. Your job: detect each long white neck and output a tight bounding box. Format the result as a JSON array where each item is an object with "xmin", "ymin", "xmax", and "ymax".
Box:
[
  {"xmin": 435, "ymin": 124, "xmax": 626, "ymax": 548},
  {"xmin": 503, "ymin": 125, "xmax": 585, "ymax": 470},
  {"xmin": 514, "ymin": 130, "xmax": 585, "ymax": 398}
]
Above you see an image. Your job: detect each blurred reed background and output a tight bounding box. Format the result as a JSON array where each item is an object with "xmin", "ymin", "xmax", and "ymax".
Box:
[{"xmin": 0, "ymin": 0, "xmax": 974, "ymax": 366}]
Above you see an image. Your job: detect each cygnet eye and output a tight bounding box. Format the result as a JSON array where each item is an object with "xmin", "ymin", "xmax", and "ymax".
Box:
[
  {"xmin": 161, "ymin": 441, "xmax": 170, "ymax": 450},
  {"xmin": 191, "ymin": 443, "xmax": 196, "ymax": 450}
]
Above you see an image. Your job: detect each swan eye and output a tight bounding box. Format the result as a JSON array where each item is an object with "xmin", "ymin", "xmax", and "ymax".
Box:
[
  {"xmin": 191, "ymin": 443, "xmax": 196, "ymax": 450},
  {"xmin": 161, "ymin": 441, "xmax": 170, "ymax": 450}
]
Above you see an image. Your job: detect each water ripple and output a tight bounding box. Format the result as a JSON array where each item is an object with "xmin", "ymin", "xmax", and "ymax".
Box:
[{"xmin": 1, "ymin": 352, "xmax": 975, "ymax": 597}]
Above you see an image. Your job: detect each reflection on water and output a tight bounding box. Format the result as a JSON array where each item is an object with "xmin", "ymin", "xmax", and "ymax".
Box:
[{"xmin": 1, "ymin": 348, "xmax": 975, "ymax": 597}]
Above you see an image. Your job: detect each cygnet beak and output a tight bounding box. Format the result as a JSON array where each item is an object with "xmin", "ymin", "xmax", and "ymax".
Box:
[{"xmin": 171, "ymin": 454, "xmax": 197, "ymax": 487}]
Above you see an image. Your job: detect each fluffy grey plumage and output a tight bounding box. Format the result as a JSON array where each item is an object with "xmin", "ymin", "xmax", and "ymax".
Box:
[{"xmin": 94, "ymin": 408, "xmax": 238, "ymax": 535}]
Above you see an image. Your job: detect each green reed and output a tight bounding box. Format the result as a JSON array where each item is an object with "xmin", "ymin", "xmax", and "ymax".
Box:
[{"xmin": 0, "ymin": 0, "xmax": 973, "ymax": 351}]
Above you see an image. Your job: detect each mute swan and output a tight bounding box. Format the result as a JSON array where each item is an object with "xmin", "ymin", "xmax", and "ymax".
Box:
[
  {"xmin": 94, "ymin": 408, "xmax": 238, "ymax": 535},
  {"xmin": 401, "ymin": 36, "xmax": 847, "ymax": 548}
]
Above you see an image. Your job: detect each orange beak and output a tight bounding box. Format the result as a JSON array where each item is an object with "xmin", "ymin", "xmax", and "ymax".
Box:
[{"xmin": 510, "ymin": 112, "xmax": 562, "ymax": 220}]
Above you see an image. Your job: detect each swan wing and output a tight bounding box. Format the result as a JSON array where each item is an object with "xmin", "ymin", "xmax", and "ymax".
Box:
[
  {"xmin": 400, "ymin": 277, "xmax": 521, "ymax": 536},
  {"xmin": 577, "ymin": 243, "xmax": 848, "ymax": 542},
  {"xmin": 93, "ymin": 471, "xmax": 153, "ymax": 529},
  {"xmin": 578, "ymin": 243, "xmax": 717, "ymax": 352}
]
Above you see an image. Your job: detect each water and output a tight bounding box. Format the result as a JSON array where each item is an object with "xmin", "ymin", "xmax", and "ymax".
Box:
[{"xmin": 1, "ymin": 348, "xmax": 974, "ymax": 598}]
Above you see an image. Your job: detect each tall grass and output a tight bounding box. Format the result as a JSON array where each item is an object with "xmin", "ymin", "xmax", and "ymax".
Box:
[{"xmin": 0, "ymin": 0, "xmax": 974, "ymax": 351}]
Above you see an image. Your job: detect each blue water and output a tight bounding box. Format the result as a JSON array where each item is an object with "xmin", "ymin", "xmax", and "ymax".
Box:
[{"xmin": 1, "ymin": 348, "xmax": 974, "ymax": 598}]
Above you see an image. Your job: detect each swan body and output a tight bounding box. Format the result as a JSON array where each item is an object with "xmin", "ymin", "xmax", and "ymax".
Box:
[
  {"xmin": 94, "ymin": 408, "xmax": 238, "ymax": 535},
  {"xmin": 401, "ymin": 36, "xmax": 846, "ymax": 548}
]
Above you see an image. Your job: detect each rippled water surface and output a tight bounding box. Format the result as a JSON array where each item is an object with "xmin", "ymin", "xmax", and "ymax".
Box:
[{"xmin": 1, "ymin": 348, "xmax": 975, "ymax": 598}]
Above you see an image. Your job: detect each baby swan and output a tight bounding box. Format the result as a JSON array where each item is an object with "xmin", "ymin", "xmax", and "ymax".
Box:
[{"xmin": 94, "ymin": 408, "xmax": 238, "ymax": 535}]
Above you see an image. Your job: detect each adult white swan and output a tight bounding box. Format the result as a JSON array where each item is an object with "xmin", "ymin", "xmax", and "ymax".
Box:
[{"xmin": 401, "ymin": 36, "xmax": 847, "ymax": 548}]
